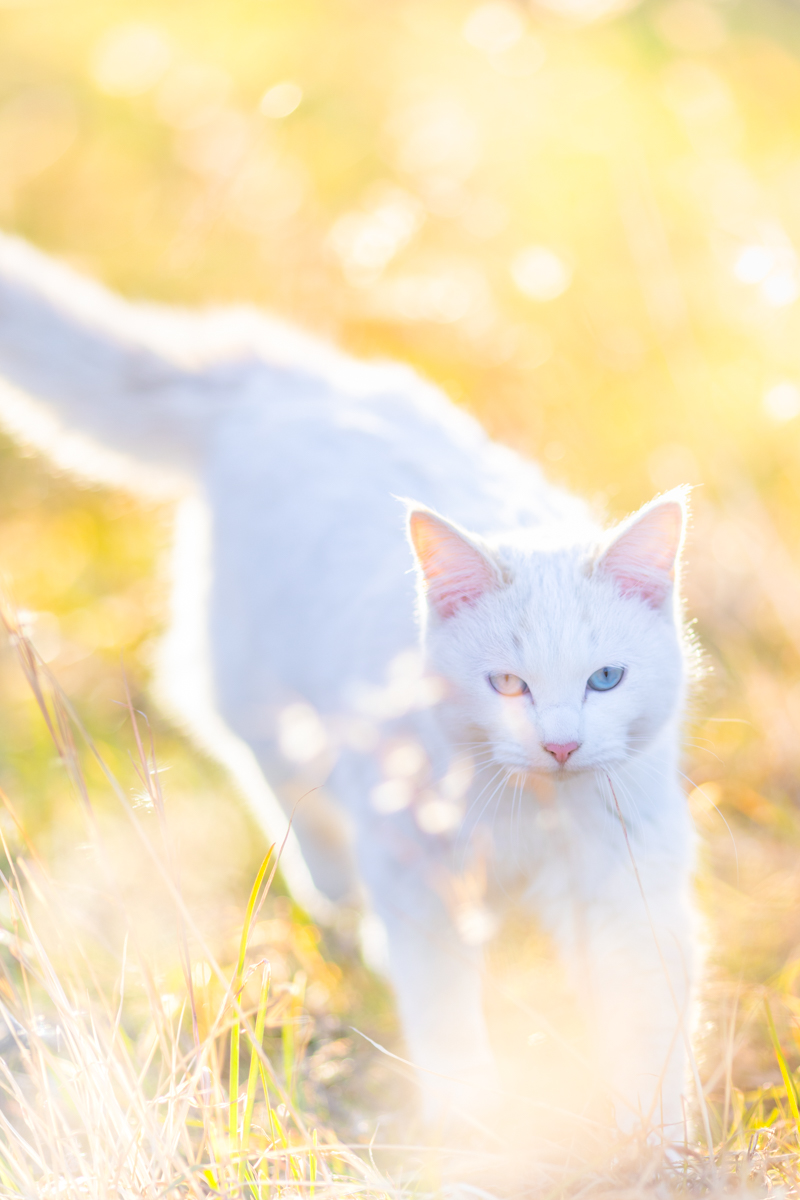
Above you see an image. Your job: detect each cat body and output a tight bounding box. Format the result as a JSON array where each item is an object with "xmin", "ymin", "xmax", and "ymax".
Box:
[{"xmin": 0, "ymin": 235, "xmax": 695, "ymax": 1136}]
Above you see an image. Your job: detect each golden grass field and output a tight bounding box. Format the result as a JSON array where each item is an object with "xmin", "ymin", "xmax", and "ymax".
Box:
[{"xmin": 2, "ymin": 0, "xmax": 800, "ymax": 1193}]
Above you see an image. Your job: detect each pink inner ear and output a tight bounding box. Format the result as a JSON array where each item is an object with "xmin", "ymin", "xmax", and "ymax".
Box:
[
  {"xmin": 409, "ymin": 510, "xmax": 497, "ymax": 619},
  {"xmin": 600, "ymin": 500, "xmax": 683, "ymax": 607}
]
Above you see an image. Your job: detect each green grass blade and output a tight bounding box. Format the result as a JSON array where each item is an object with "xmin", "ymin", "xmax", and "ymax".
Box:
[
  {"xmin": 259, "ymin": 1059, "xmax": 273, "ymax": 1124},
  {"xmin": 236, "ymin": 847, "xmax": 274, "ymax": 982},
  {"xmin": 282, "ymin": 1002, "xmax": 295, "ymax": 1104},
  {"xmin": 240, "ymin": 960, "xmax": 271, "ymax": 1176},
  {"xmin": 309, "ymin": 1127, "xmax": 317, "ymax": 1196},
  {"xmin": 765, "ymin": 997, "xmax": 800, "ymax": 1123},
  {"xmin": 269, "ymin": 1103, "xmax": 287, "ymax": 1147},
  {"xmin": 229, "ymin": 1016, "xmax": 240, "ymax": 1154},
  {"xmin": 230, "ymin": 849, "xmax": 274, "ymax": 1154}
]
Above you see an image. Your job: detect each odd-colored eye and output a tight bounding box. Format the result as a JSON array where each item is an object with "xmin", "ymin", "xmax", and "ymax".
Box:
[
  {"xmin": 489, "ymin": 673, "xmax": 529, "ymax": 697},
  {"xmin": 587, "ymin": 666, "xmax": 625, "ymax": 692}
]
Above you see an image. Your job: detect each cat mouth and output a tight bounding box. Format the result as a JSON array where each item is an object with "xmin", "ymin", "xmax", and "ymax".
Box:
[
  {"xmin": 522, "ymin": 754, "xmax": 621, "ymax": 776},
  {"xmin": 538, "ymin": 760, "xmax": 587, "ymax": 775},
  {"xmin": 505, "ymin": 757, "xmax": 588, "ymax": 776}
]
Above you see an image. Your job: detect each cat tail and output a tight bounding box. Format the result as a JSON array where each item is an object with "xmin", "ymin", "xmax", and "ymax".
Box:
[{"xmin": 0, "ymin": 233, "xmax": 227, "ymax": 494}]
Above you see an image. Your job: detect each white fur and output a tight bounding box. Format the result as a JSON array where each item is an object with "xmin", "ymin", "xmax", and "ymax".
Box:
[{"xmin": 0, "ymin": 234, "xmax": 695, "ymax": 1136}]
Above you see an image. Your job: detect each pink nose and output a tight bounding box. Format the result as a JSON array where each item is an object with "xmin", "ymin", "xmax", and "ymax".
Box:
[{"xmin": 544, "ymin": 741, "xmax": 579, "ymax": 765}]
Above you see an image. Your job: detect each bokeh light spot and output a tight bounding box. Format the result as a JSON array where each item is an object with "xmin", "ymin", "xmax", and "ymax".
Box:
[
  {"xmin": 259, "ymin": 82, "xmax": 303, "ymax": 119},
  {"xmin": 371, "ymin": 778, "xmax": 412, "ymax": 813},
  {"xmin": 734, "ymin": 245, "xmax": 775, "ymax": 284},
  {"xmin": 415, "ymin": 797, "xmax": 461, "ymax": 834},
  {"xmin": 455, "ymin": 904, "xmax": 498, "ymax": 945},
  {"xmin": 511, "ymin": 246, "xmax": 572, "ymax": 301},
  {"xmin": 277, "ymin": 703, "xmax": 328, "ymax": 763},
  {"xmin": 328, "ymin": 186, "xmax": 424, "ymax": 285},
  {"xmin": 387, "ymin": 96, "xmax": 480, "ymax": 188},
  {"xmin": 761, "ymin": 271, "xmax": 799, "ymax": 308},
  {"xmin": 90, "ymin": 24, "xmax": 172, "ymax": 97},
  {"xmin": 462, "ymin": 2, "xmax": 525, "ymax": 54},
  {"xmin": 653, "ymin": 1, "xmax": 727, "ymax": 54},
  {"xmin": 763, "ymin": 382, "xmax": 800, "ymax": 423},
  {"xmin": 382, "ymin": 739, "xmax": 427, "ymax": 778},
  {"xmin": 19, "ymin": 611, "xmax": 61, "ymax": 664}
]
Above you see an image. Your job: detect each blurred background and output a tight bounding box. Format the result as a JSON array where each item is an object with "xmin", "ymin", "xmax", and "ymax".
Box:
[{"xmin": 1, "ymin": 0, "xmax": 800, "ymax": 1135}]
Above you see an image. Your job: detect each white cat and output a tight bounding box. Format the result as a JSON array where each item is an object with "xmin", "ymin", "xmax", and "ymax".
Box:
[{"xmin": 0, "ymin": 234, "xmax": 695, "ymax": 1137}]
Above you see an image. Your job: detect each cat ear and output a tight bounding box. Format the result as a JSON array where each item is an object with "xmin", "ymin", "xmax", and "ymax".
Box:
[
  {"xmin": 597, "ymin": 492, "xmax": 686, "ymax": 609},
  {"xmin": 408, "ymin": 507, "xmax": 502, "ymax": 620}
]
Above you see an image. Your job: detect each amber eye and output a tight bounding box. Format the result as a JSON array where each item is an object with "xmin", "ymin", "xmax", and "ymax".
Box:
[{"xmin": 488, "ymin": 673, "xmax": 529, "ymax": 697}]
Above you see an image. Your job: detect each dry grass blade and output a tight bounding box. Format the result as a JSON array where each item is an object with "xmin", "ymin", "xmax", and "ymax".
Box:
[{"xmin": 0, "ymin": 598, "xmax": 392, "ymax": 1200}]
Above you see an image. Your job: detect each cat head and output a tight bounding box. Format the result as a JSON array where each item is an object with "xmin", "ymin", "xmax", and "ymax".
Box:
[{"xmin": 407, "ymin": 492, "xmax": 688, "ymax": 775}]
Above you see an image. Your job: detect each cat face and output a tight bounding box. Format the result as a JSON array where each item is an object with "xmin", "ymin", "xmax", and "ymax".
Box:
[{"xmin": 409, "ymin": 495, "xmax": 686, "ymax": 776}]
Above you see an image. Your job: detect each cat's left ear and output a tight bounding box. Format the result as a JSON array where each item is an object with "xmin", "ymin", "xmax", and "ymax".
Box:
[
  {"xmin": 407, "ymin": 506, "xmax": 503, "ymax": 620},
  {"xmin": 596, "ymin": 489, "xmax": 687, "ymax": 610}
]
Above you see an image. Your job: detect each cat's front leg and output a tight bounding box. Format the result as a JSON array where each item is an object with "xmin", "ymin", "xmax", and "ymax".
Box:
[
  {"xmin": 539, "ymin": 779, "xmax": 695, "ymax": 1140},
  {"xmin": 355, "ymin": 810, "xmax": 498, "ymax": 1121},
  {"xmin": 578, "ymin": 872, "xmax": 694, "ymax": 1139}
]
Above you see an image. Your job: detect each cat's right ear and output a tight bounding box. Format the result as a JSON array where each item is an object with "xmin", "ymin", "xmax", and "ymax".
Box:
[
  {"xmin": 407, "ymin": 507, "xmax": 502, "ymax": 620},
  {"xmin": 596, "ymin": 490, "xmax": 687, "ymax": 609}
]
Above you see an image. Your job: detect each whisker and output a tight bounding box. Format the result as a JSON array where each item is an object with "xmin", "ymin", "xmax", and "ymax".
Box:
[
  {"xmin": 512, "ymin": 772, "xmax": 526, "ymax": 876},
  {"xmin": 605, "ymin": 766, "xmax": 647, "ymax": 852},
  {"xmin": 455, "ymin": 766, "xmax": 505, "ymax": 852},
  {"xmin": 675, "ymin": 767, "xmax": 739, "ymax": 886},
  {"xmin": 458, "ymin": 769, "xmax": 510, "ymax": 872},
  {"xmin": 489, "ymin": 772, "xmax": 518, "ymax": 901}
]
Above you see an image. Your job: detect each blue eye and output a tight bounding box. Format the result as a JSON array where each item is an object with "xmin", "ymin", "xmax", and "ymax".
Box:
[{"xmin": 587, "ymin": 666, "xmax": 624, "ymax": 692}]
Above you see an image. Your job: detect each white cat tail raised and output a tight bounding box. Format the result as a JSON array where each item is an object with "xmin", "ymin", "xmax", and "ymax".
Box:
[
  {"xmin": 597, "ymin": 487, "xmax": 689, "ymax": 609},
  {"xmin": 0, "ymin": 234, "xmax": 220, "ymax": 493}
]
